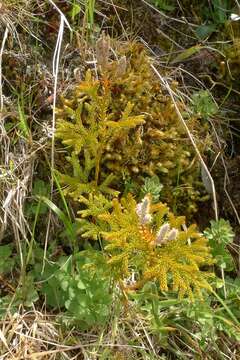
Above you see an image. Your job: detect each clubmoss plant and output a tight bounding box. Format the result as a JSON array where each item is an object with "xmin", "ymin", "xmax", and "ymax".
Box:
[
  {"xmin": 56, "ymin": 34, "xmax": 212, "ymax": 216},
  {"xmin": 55, "ymin": 69, "xmax": 144, "ymax": 199},
  {"xmin": 78, "ymin": 193, "xmax": 214, "ymax": 300}
]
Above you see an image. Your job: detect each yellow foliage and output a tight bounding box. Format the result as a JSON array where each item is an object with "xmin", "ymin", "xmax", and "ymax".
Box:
[
  {"xmin": 56, "ymin": 36, "xmax": 211, "ymax": 216},
  {"xmin": 55, "ymin": 69, "xmax": 144, "ymax": 199},
  {"xmin": 99, "ymin": 194, "xmax": 214, "ymax": 300}
]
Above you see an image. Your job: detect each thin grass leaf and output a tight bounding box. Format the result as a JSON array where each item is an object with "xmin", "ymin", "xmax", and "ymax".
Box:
[
  {"xmin": 38, "ymin": 196, "xmax": 75, "ymax": 241},
  {"xmin": 17, "ymin": 96, "xmax": 30, "ymax": 139},
  {"xmin": 171, "ymin": 45, "xmax": 203, "ymax": 64}
]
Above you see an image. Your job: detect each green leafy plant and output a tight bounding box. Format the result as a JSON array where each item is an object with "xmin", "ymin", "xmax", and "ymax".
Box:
[
  {"xmin": 36, "ymin": 251, "xmax": 113, "ymax": 329},
  {"xmin": 204, "ymin": 219, "xmax": 235, "ymax": 271},
  {"xmin": 186, "ymin": 276, "xmax": 240, "ymax": 344},
  {"xmin": 141, "ymin": 175, "xmax": 163, "ymax": 202},
  {"xmin": 191, "ymin": 90, "xmax": 218, "ymax": 119},
  {"xmin": 195, "ymin": 0, "xmax": 233, "ymax": 39},
  {"xmin": 130, "ymin": 282, "xmax": 181, "ymax": 348},
  {"xmin": 132, "ymin": 277, "xmax": 240, "ymax": 355},
  {"xmin": 0, "ymin": 244, "xmax": 15, "ymax": 274}
]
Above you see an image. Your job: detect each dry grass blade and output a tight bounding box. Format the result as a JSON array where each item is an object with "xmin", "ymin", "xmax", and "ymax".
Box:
[
  {"xmin": 0, "ymin": 26, "xmax": 8, "ymax": 111},
  {"xmin": 0, "ymin": 310, "xmax": 69, "ymax": 359},
  {"xmin": 42, "ymin": 3, "xmax": 72, "ymax": 273},
  {"xmin": 151, "ymin": 63, "xmax": 219, "ymax": 222}
]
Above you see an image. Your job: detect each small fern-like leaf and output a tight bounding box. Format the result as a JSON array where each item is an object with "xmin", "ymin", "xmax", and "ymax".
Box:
[{"xmin": 98, "ymin": 194, "xmax": 214, "ymax": 299}]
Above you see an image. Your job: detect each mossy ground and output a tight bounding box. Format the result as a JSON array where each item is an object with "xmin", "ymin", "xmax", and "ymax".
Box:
[{"xmin": 1, "ymin": 1, "xmax": 240, "ymax": 359}]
